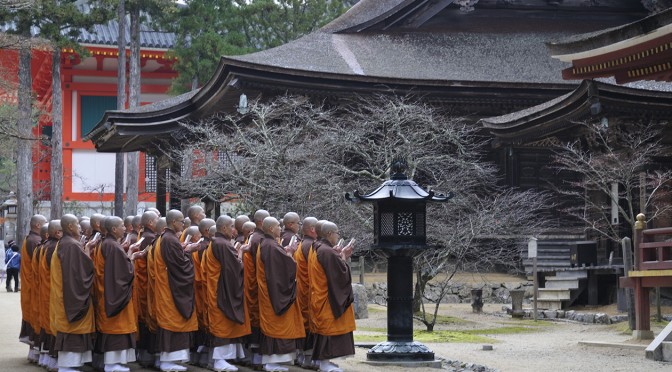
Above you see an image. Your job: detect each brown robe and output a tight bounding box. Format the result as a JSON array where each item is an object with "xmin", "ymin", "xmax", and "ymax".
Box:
[
  {"xmin": 204, "ymin": 233, "xmax": 251, "ymax": 346},
  {"xmin": 280, "ymin": 230, "xmax": 296, "ymax": 247},
  {"xmin": 154, "ymin": 229, "xmax": 197, "ymax": 352},
  {"xmin": 93, "ymin": 237, "xmax": 137, "ymax": 353},
  {"xmin": 31, "ymin": 240, "xmax": 46, "ymax": 348},
  {"xmin": 257, "ymin": 234, "xmax": 305, "ymax": 355},
  {"xmin": 20, "ymin": 230, "xmax": 42, "ymax": 343},
  {"xmin": 145, "ymin": 234, "xmax": 162, "ymax": 354},
  {"xmin": 244, "ymin": 228, "xmax": 265, "ymax": 344},
  {"xmin": 134, "ymin": 229, "xmax": 155, "ymax": 351},
  {"xmin": 39, "ymin": 238, "xmax": 59, "ymax": 356},
  {"xmin": 308, "ymin": 240, "xmax": 355, "ymax": 360},
  {"xmin": 50, "ymin": 235, "xmax": 95, "ymax": 353}
]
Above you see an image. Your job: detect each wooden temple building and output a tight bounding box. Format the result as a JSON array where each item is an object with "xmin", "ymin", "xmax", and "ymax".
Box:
[
  {"xmin": 87, "ymin": 0, "xmax": 672, "ymax": 311},
  {"xmin": 0, "ymin": 16, "xmax": 177, "ymax": 214}
]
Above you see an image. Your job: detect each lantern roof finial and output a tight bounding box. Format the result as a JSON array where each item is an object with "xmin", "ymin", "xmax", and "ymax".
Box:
[{"xmin": 390, "ymin": 156, "xmax": 408, "ymax": 180}]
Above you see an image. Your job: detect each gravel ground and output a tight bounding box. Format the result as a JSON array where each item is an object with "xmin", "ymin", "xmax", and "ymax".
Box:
[{"xmin": 2, "ymin": 290, "xmax": 671, "ymax": 372}]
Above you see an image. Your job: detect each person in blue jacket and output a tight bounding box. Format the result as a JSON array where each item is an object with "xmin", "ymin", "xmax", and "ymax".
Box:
[{"xmin": 5, "ymin": 240, "xmax": 20, "ymax": 292}]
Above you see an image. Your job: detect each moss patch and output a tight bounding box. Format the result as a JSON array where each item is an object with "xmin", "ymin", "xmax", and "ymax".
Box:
[{"xmin": 414, "ymin": 313, "xmax": 470, "ymax": 325}]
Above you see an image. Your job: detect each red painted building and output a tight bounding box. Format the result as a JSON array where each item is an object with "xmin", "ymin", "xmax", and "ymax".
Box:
[{"xmin": 0, "ymin": 21, "xmax": 177, "ymax": 214}]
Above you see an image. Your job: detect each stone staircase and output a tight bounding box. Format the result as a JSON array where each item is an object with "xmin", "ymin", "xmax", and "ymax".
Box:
[{"xmin": 536, "ymin": 270, "xmax": 587, "ymax": 310}]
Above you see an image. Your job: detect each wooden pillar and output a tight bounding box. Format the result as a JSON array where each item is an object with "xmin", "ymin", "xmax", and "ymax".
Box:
[
  {"xmin": 587, "ymin": 271, "xmax": 598, "ymax": 306},
  {"xmin": 169, "ymin": 158, "xmax": 181, "ymax": 211},
  {"xmin": 155, "ymin": 158, "xmax": 167, "ymax": 217},
  {"xmin": 634, "ymin": 278, "xmax": 650, "ymax": 332}
]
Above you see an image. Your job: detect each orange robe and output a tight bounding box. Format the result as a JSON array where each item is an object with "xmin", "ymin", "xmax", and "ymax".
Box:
[
  {"xmin": 38, "ymin": 238, "xmax": 59, "ymax": 352},
  {"xmin": 203, "ymin": 233, "xmax": 251, "ymax": 342},
  {"xmin": 133, "ymin": 230, "xmax": 155, "ymax": 332},
  {"xmin": 256, "ymin": 235, "xmax": 305, "ymax": 344},
  {"xmin": 31, "ymin": 241, "xmax": 45, "ymax": 346},
  {"xmin": 20, "ymin": 231, "xmax": 42, "ymax": 343},
  {"xmin": 294, "ymin": 237, "xmax": 314, "ymax": 332},
  {"xmin": 93, "ymin": 237, "xmax": 137, "ymax": 341},
  {"xmin": 192, "ymin": 238, "xmax": 209, "ymax": 340},
  {"xmin": 50, "ymin": 235, "xmax": 95, "ymax": 351},
  {"xmin": 154, "ymin": 229, "xmax": 197, "ymax": 341}
]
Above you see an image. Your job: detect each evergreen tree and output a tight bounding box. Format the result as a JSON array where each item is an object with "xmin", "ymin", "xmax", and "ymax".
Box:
[{"xmin": 161, "ymin": 0, "xmax": 349, "ymax": 93}]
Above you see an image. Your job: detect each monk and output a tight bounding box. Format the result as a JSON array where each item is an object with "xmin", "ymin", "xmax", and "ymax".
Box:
[
  {"xmin": 37, "ymin": 220, "xmax": 62, "ymax": 372},
  {"xmin": 146, "ymin": 216, "xmax": 167, "ymax": 369},
  {"xmin": 147, "ymin": 207, "xmax": 162, "ymax": 217},
  {"xmin": 245, "ymin": 209, "xmax": 269, "ymax": 368},
  {"xmin": 180, "ymin": 205, "xmax": 206, "ymax": 242},
  {"xmin": 234, "ymin": 215, "xmax": 250, "ymax": 245},
  {"xmin": 31, "ymin": 222, "xmax": 48, "ymax": 368},
  {"xmin": 280, "ymin": 212, "xmax": 300, "ymax": 246},
  {"xmin": 131, "ymin": 210, "xmax": 159, "ymax": 367},
  {"xmin": 257, "ymin": 217, "xmax": 304, "ymax": 372},
  {"xmin": 203, "ymin": 215, "xmax": 251, "ymax": 371},
  {"xmin": 85, "ymin": 213, "xmax": 105, "ymax": 258},
  {"xmin": 294, "ymin": 217, "xmax": 319, "ymax": 368},
  {"xmin": 242, "ymin": 222, "xmax": 256, "ymax": 242},
  {"xmin": 20, "ymin": 214, "xmax": 48, "ymax": 363},
  {"xmin": 154, "ymin": 210, "xmax": 197, "ymax": 372},
  {"xmin": 191, "ymin": 218, "xmax": 216, "ymax": 367},
  {"xmin": 130, "ymin": 215, "xmax": 142, "ymax": 243},
  {"xmin": 50, "ymin": 214, "xmax": 96, "ymax": 372},
  {"xmin": 93, "ymin": 217, "xmax": 137, "ymax": 372},
  {"xmin": 123, "ymin": 216, "xmax": 134, "ymax": 242},
  {"xmin": 308, "ymin": 222, "xmax": 355, "ymax": 372}
]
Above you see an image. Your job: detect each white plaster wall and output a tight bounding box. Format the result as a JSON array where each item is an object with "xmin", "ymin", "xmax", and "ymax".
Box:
[{"xmin": 71, "ymin": 150, "xmax": 125, "ymax": 193}]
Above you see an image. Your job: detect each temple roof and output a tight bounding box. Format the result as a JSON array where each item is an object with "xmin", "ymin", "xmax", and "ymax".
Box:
[
  {"xmin": 548, "ymin": 8, "xmax": 672, "ymax": 83},
  {"xmin": 481, "ymin": 80, "xmax": 672, "ymax": 145},
  {"xmin": 85, "ymin": 0, "xmax": 651, "ymax": 153}
]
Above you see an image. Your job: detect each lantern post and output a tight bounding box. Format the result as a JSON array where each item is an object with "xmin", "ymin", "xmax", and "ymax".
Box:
[{"xmin": 346, "ymin": 158, "xmax": 452, "ymax": 363}]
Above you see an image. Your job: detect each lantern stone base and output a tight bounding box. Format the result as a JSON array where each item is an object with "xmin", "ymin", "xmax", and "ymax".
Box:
[{"xmin": 366, "ymin": 341, "xmax": 436, "ymax": 363}]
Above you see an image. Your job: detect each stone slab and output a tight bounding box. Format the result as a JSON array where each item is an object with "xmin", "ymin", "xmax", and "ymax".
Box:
[
  {"xmin": 578, "ymin": 341, "xmax": 647, "ymax": 350},
  {"xmin": 362, "ymin": 359, "xmax": 443, "ymax": 369}
]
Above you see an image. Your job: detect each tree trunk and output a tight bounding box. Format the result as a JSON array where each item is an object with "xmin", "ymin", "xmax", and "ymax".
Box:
[
  {"xmin": 16, "ymin": 43, "xmax": 33, "ymax": 242},
  {"xmin": 50, "ymin": 47, "xmax": 63, "ymax": 219},
  {"xmin": 114, "ymin": 0, "xmax": 126, "ymax": 217},
  {"xmin": 125, "ymin": 5, "xmax": 140, "ymax": 216}
]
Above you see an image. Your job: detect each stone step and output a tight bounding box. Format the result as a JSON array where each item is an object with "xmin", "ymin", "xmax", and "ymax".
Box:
[
  {"xmin": 535, "ymin": 299, "xmax": 563, "ymax": 310},
  {"xmin": 538, "ymin": 288, "xmax": 571, "ymax": 300},
  {"xmin": 544, "ymin": 276, "xmax": 580, "ymax": 289},
  {"xmin": 555, "ymin": 270, "xmax": 588, "ymax": 279}
]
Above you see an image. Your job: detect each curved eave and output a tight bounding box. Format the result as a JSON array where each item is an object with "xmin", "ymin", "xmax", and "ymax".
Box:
[
  {"xmin": 548, "ymin": 8, "xmax": 672, "ymax": 59},
  {"xmin": 87, "ymin": 56, "xmax": 576, "ymax": 153},
  {"xmin": 482, "ymin": 80, "xmax": 672, "ymax": 144}
]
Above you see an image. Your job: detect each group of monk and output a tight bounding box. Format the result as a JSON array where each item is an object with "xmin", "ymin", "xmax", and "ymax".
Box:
[{"xmin": 18, "ymin": 205, "xmax": 357, "ymax": 372}]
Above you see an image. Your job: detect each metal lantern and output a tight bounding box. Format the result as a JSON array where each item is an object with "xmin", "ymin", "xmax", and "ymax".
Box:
[{"xmin": 346, "ymin": 158, "xmax": 452, "ymax": 363}]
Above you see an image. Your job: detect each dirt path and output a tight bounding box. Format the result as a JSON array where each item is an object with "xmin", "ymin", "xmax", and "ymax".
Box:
[{"xmin": 2, "ymin": 290, "xmax": 671, "ymax": 371}]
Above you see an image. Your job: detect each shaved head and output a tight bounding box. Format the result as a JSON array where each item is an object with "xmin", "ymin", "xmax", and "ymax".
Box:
[
  {"xmin": 199, "ymin": 218, "xmax": 216, "ymax": 235},
  {"xmin": 90, "ymin": 213, "xmax": 105, "ymax": 231},
  {"xmin": 209, "ymin": 225, "xmax": 217, "ymax": 236},
  {"xmin": 104, "ymin": 216, "xmax": 124, "ymax": 232},
  {"xmin": 216, "ymin": 215, "xmax": 234, "ymax": 231},
  {"xmin": 234, "ymin": 215, "xmax": 250, "ymax": 232},
  {"xmin": 262, "ymin": 217, "xmax": 280, "ymax": 237},
  {"xmin": 48, "ymin": 220, "xmax": 62, "ymax": 239},
  {"xmin": 148, "ymin": 207, "xmax": 161, "ymax": 217},
  {"xmin": 30, "ymin": 214, "xmax": 47, "ymax": 232},
  {"xmin": 254, "ymin": 209, "xmax": 270, "ymax": 225},
  {"xmin": 283, "ymin": 212, "xmax": 299, "ymax": 224},
  {"xmin": 242, "ymin": 221, "xmax": 256, "ymax": 236},
  {"xmin": 124, "ymin": 216, "xmax": 134, "ymax": 228},
  {"xmin": 166, "ymin": 209, "xmax": 184, "ymax": 225},
  {"xmin": 187, "ymin": 205, "xmax": 205, "ymax": 225},
  {"xmin": 132, "ymin": 215, "xmax": 142, "ymax": 230},
  {"xmin": 141, "ymin": 211, "xmax": 159, "ymax": 228},
  {"xmin": 156, "ymin": 217, "xmax": 167, "ymax": 232},
  {"xmin": 316, "ymin": 219, "xmax": 328, "ymax": 239},
  {"xmin": 80, "ymin": 219, "xmax": 91, "ymax": 237},
  {"xmin": 184, "ymin": 225, "xmax": 200, "ymax": 241},
  {"xmin": 61, "ymin": 214, "xmax": 80, "ymax": 238},
  {"xmin": 40, "ymin": 223, "xmax": 49, "ymax": 239},
  {"xmin": 302, "ymin": 217, "xmax": 318, "ymax": 238}
]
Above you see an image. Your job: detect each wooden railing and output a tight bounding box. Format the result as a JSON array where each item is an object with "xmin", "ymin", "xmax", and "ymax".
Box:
[{"xmin": 636, "ymin": 214, "xmax": 672, "ymax": 271}]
